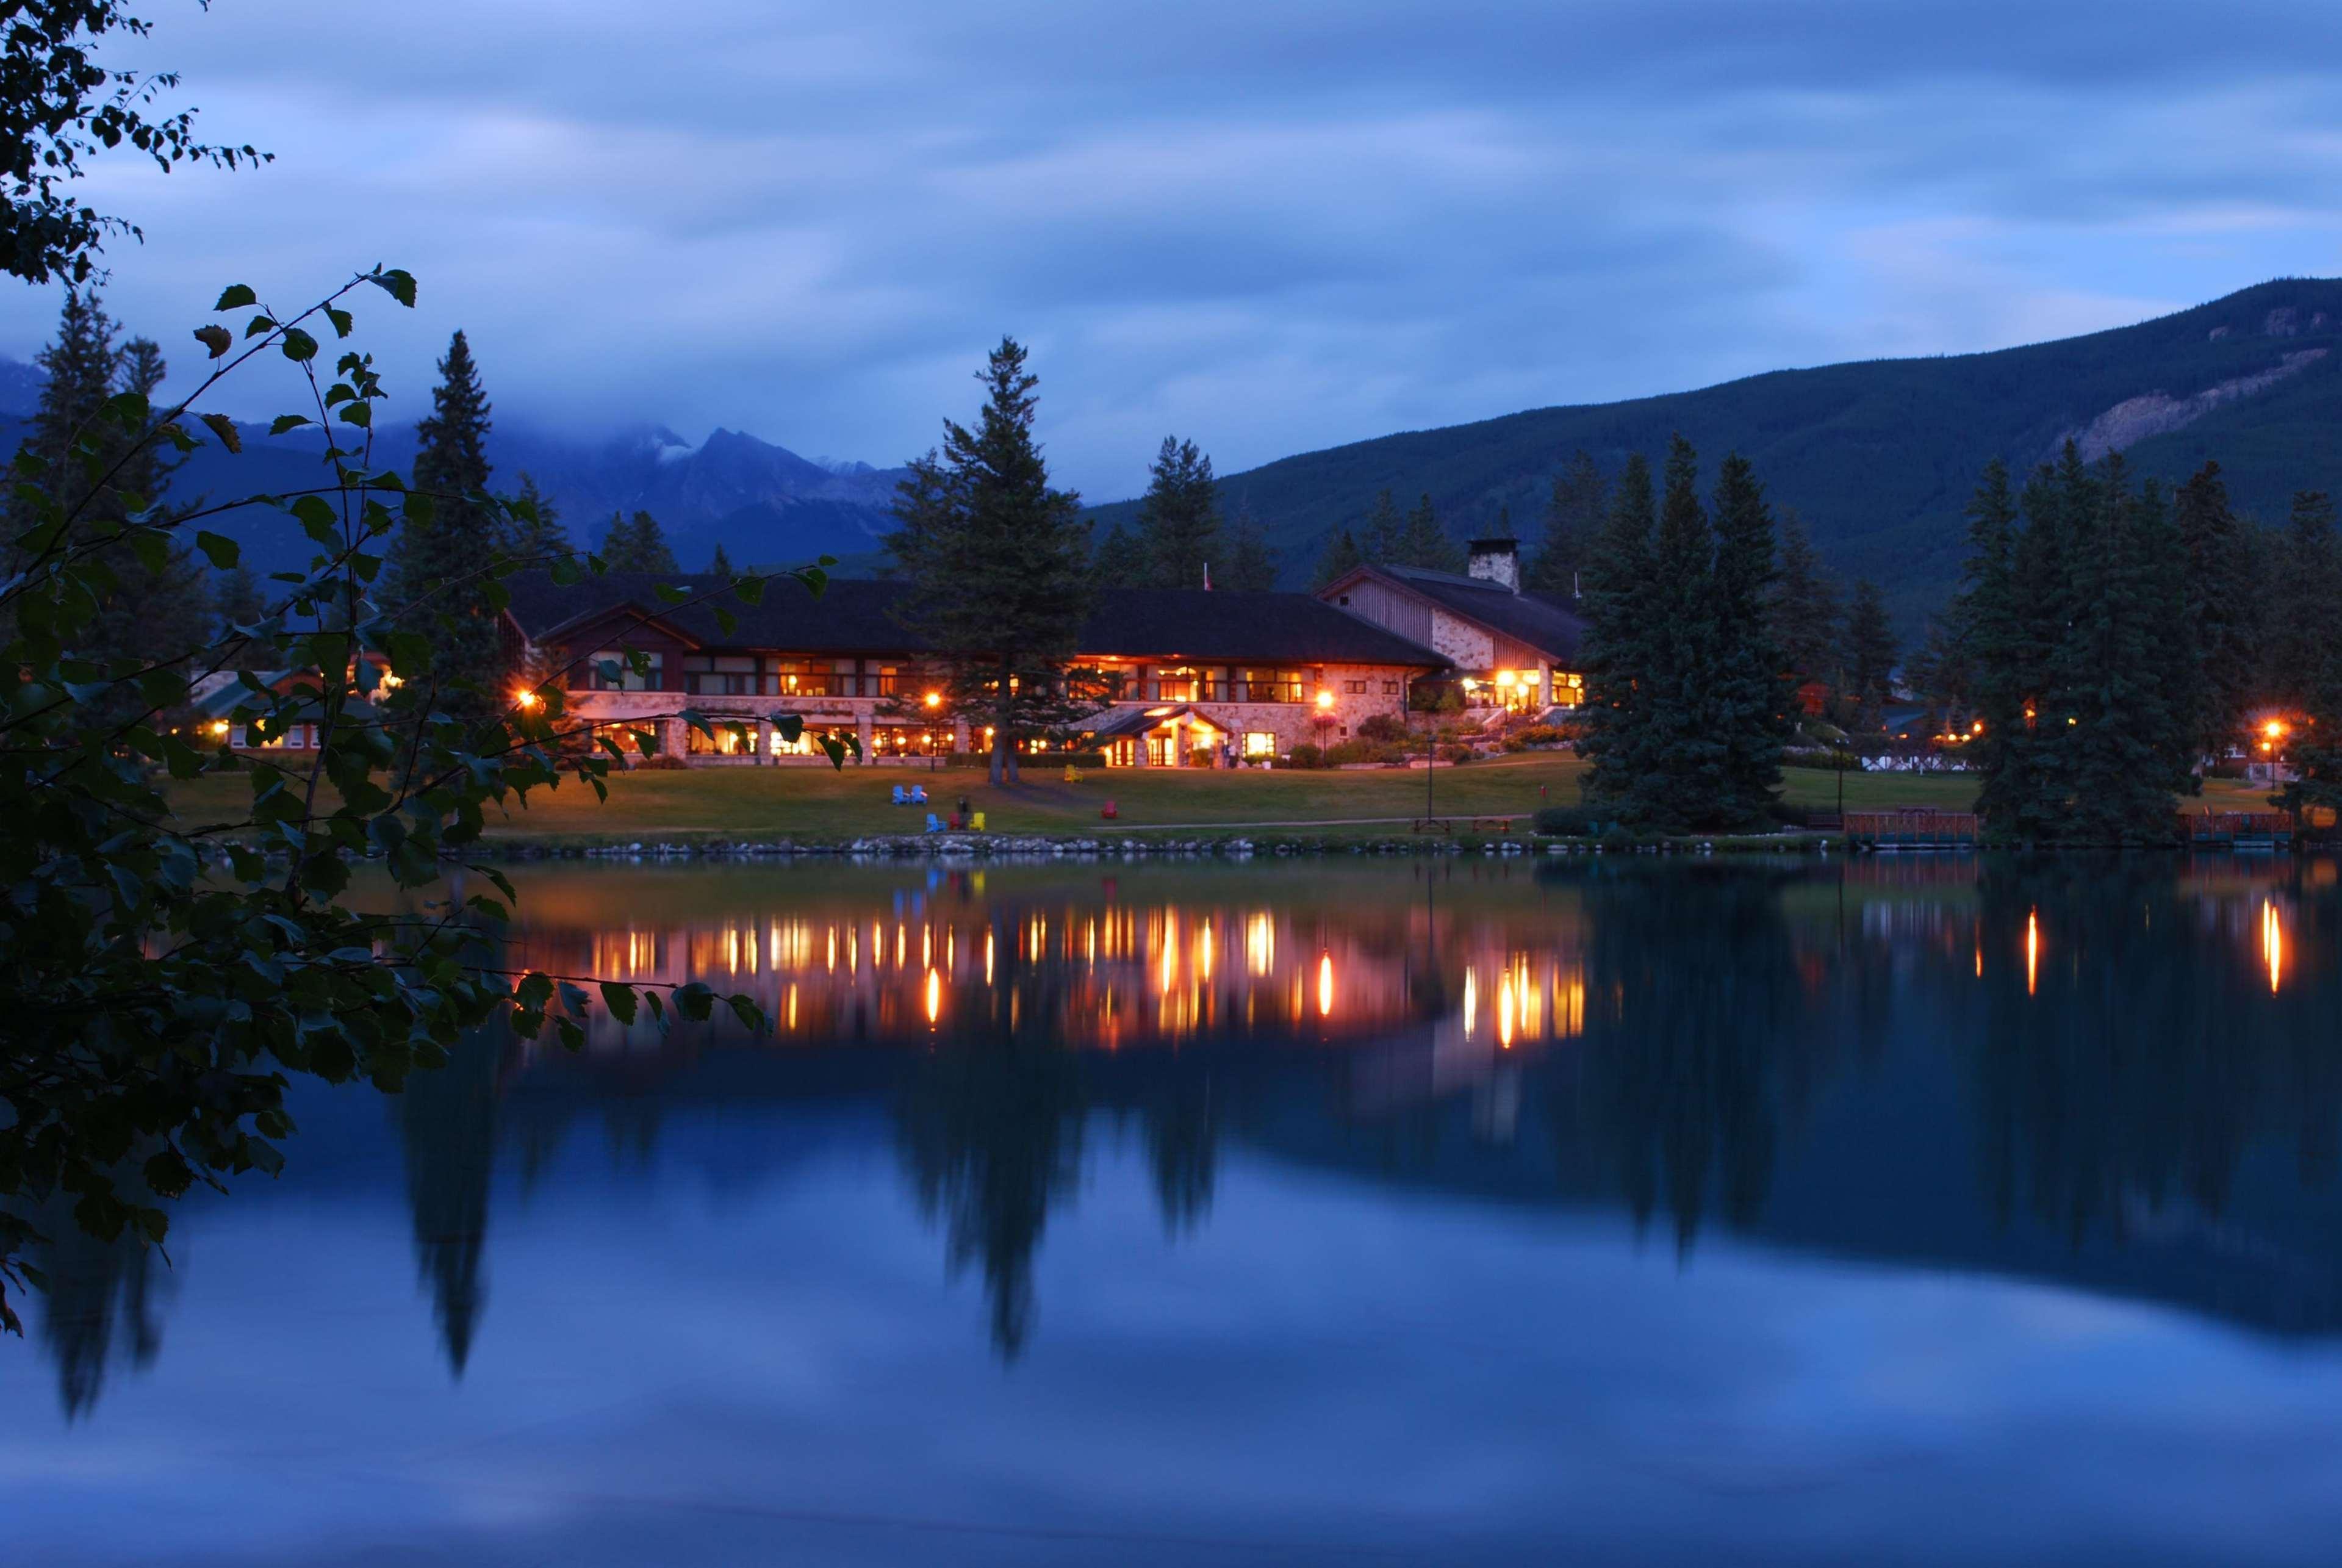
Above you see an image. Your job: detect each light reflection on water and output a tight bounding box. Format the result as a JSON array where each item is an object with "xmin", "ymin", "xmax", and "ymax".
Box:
[{"xmin": 8, "ymin": 854, "xmax": 2342, "ymax": 1566}]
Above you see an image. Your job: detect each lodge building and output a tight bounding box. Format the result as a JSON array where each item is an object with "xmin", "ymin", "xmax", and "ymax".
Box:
[{"xmin": 493, "ymin": 535, "xmax": 1587, "ymax": 768}]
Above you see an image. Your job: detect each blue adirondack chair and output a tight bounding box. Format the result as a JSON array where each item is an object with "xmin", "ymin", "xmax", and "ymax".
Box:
[
  {"xmin": 910, "ymin": 785, "xmax": 929, "ymax": 805},
  {"xmin": 891, "ymin": 785, "xmax": 907, "ymax": 805},
  {"xmin": 924, "ymin": 813, "xmax": 944, "ymax": 833}
]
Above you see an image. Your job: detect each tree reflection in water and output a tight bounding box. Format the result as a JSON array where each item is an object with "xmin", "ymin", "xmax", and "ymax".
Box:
[{"xmin": 22, "ymin": 1182, "xmax": 170, "ymax": 1419}]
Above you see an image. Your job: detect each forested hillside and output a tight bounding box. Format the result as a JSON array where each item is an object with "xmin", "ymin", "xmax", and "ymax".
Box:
[{"xmin": 1090, "ymin": 277, "xmax": 2342, "ymax": 627}]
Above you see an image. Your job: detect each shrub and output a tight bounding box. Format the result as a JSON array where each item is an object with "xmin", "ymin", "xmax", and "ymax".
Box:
[
  {"xmin": 1533, "ymin": 805, "xmax": 1598, "ymax": 836},
  {"xmin": 1514, "ymin": 723, "xmax": 1564, "ymax": 746},
  {"xmin": 1439, "ymin": 743, "xmax": 1475, "ymax": 765},
  {"xmin": 1287, "ymin": 743, "xmax": 1325, "ymax": 769},
  {"xmin": 1188, "ymin": 746, "xmax": 1216, "ymax": 768},
  {"xmin": 1356, "ymin": 713, "xmax": 1407, "ymax": 743},
  {"xmin": 638, "ymin": 753, "xmax": 689, "ymax": 771}
]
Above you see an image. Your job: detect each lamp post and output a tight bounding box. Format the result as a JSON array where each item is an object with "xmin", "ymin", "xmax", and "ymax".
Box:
[{"xmin": 924, "ymin": 690, "xmax": 944, "ymax": 771}]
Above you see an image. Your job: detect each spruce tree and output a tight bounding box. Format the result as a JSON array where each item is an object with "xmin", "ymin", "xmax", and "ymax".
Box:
[
  {"xmin": 1526, "ymin": 451, "xmax": 1602, "ymax": 598},
  {"xmin": 707, "ymin": 541, "xmax": 733, "ymax": 575},
  {"xmin": 1768, "ymin": 509, "xmax": 1841, "ymax": 691},
  {"xmin": 1706, "ymin": 453, "xmax": 1791, "ymax": 825},
  {"xmin": 1955, "ymin": 460, "xmax": 2028, "ymax": 838},
  {"xmin": 2056, "ymin": 456, "xmax": 2176, "ymax": 841},
  {"xmin": 388, "ymin": 330, "xmax": 505, "ymax": 714},
  {"xmin": 1578, "ymin": 453, "xmax": 1658, "ymax": 816},
  {"xmin": 2266, "ymin": 491, "xmax": 2340, "ymax": 711},
  {"xmin": 3, "ymin": 290, "xmax": 119, "ymax": 572},
  {"xmin": 505, "ymin": 472, "xmax": 570, "ymax": 559},
  {"xmin": 1135, "ymin": 436, "xmax": 1221, "ymax": 588},
  {"xmin": 1396, "ymin": 492, "xmax": 1460, "ymax": 572},
  {"xmin": 1223, "ymin": 500, "xmax": 1278, "ymax": 592},
  {"xmin": 888, "ymin": 337, "xmax": 1097, "ymax": 786},
  {"xmin": 2172, "ymin": 462, "xmax": 2257, "ymax": 761},
  {"xmin": 84, "ymin": 336, "xmax": 208, "ymax": 710},
  {"xmin": 599, "ymin": 509, "xmax": 678, "ymax": 573},
  {"xmin": 1091, "ymin": 522, "xmax": 1146, "ymax": 587},
  {"xmin": 1639, "ymin": 436, "xmax": 1721, "ymax": 829},
  {"xmin": 1312, "ymin": 527, "xmax": 1363, "ymax": 588},
  {"xmin": 1841, "ymin": 580, "xmax": 1897, "ymax": 733}
]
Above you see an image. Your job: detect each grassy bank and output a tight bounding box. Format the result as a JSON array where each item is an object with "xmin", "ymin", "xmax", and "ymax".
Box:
[{"xmin": 163, "ymin": 753, "xmax": 2278, "ymax": 847}]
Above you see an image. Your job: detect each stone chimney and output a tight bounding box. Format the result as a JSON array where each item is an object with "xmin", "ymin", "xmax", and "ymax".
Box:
[{"xmin": 1465, "ymin": 537, "xmax": 1520, "ymax": 592}]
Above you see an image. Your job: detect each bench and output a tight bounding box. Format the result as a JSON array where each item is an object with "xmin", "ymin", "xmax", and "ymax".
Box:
[{"xmin": 1468, "ymin": 816, "xmax": 1517, "ymax": 834}]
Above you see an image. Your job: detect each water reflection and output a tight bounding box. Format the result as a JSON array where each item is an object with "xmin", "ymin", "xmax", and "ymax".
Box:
[{"xmin": 17, "ymin": 854, "xmax": 2341, "ymax": 1404}]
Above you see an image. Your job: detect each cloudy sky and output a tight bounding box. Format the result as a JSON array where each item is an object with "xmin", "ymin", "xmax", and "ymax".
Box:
[{"xmin": 9, "ymin": 0, "xmax": 2342, "ymax": 499}]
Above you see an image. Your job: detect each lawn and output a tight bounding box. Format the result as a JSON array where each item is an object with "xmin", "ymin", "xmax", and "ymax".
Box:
[{"xmin": 162, "ymin": 753, "xmax": 2279, "ymax": 845}]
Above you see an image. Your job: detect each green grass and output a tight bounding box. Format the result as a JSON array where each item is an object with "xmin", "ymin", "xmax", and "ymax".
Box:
[{"xmin": 162, "ymin": 753, "xmax": 2279, "ymax": 846}]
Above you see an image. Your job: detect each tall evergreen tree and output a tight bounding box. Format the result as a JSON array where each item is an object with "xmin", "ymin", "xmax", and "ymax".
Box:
[
  {"xmin": 1135, "ymin": 435, "xmax": 1220, "ymax": 589},
  {"xmin": 1312, "ymin": 527, "xmax": 1363, "ymax": 588},
  {"xmin": 2172, "ymin": 461, "xmax": 2257, "ymax": 761},
  {"xmin": 504, "ymin": 472, "xmax": 569, "ymax": 559},
  {"xmin": 1395, "ymin": 492, "xmax": 1461, "ymax": 572},
  {"xmin": 1223, "ymin": 499, "xmax": 1278, "ymax": 592},
  {"xmin": 1706, "ymin": 453, "xmax": 1791, "ymax": 825},
  {"xmin": 1637, "ymin": 436, "xmax": 1721, "ymax": 829},
  {"xmin": 706, "ymin": 541, "xmax": 733, "ymax": 575},
  {"xmin": 598, "ymin": 509, "xmax": 678, "ymax": 574},
  {"xmin": 2266, "ymin": 491, "xmax": 2340, "ymax": 711},
  {"xmin": 1841, "ymin": 580, "xmax": 1898, "ymax": 732},
  {"xmin": 1955, "ymin": 459, "xmax": 2029, "ymax": 838},
  {"xmin": 1091, "ymin": 522, "xmax": 1146, "ymax": 587},
  {"xmin": 387, "ymin": 330, "xmax": 505, "ymax": 714},
  {"xmin": 1525, "ymin": 451, "xmax": 1602, "ymax": 598},
  {"xmin": 2055, "ymin": 456, "xmax": 2179, "ymax": 841},
  {"xmin": 1578, "ymin": 453, "xmax": 1658, "ymax": 814},
  {"xmin": 1768, "ymin": 509, "xmax": 1841, "ymax": 691},
  {"xmin": 84, "ymin": 336, "xmax": 208, "ymax": 708},
  {"xmin": 4, "ymin": 290, "xmax": 120, "ymax": 574},
  {"xmin": 888, "ymin": 337, "xmax": 1098, "ymax": 786}
]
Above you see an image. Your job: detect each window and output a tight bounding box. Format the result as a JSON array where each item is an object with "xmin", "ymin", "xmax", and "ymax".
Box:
[
  {"xmin": 1384, "ymin": 680, "xmax": 1401, "ymax": 696},
  {"xmin": 765, "ymin": 659, "xmax": 849, "ymax": 697},
  {"xmin": 1230, "ymin": 667, "xmax": 1306, "ymax": 703},
  {"xmin": 686, "ymin": 721, "xmax": 759, "ymax": 757},
  {"xmin": 1244, "ymin": 732, "xmax": 1276, "ymax": 757},
  {"xmin": 1344, "ymin": 679, "xmax": 1367, "ymax": 694},
  {"xmin": 591, "ymin": 721, "xmax": 661, "ymax": 757},
  {"xmin": 684, "ymin": 654, "xmax": 758, "ymax": 696},
  {"xmin": 1152, "ymin": 666, "xmax": 1201, "ymax": 702},
  {"xmin": 866, "ymin": 664, "xmax": 899, "ymax": 697},
  {"xmin": 589, "ymin": 650, "xmax": 662, "ymax": 691}
]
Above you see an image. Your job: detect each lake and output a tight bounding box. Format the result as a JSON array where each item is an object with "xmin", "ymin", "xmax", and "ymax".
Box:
[{"xmin": 7, "ymin": 854, "xmax": 2340, "ymax": 1566}]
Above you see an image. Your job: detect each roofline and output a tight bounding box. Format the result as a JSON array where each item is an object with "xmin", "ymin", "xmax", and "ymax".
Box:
[
  {"xmin": 519, "ymin": 599, "xmax": 708, "ymax": 652},
  {"xmin": 1316, "ymin": 563, "xmax": 1580, "ymax": 663}
]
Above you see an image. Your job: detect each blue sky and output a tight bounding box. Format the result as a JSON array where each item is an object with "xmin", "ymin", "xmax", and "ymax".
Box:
[{"xmin": 9, "ymin": 0, "xmax": 2342, "ymax": 499}]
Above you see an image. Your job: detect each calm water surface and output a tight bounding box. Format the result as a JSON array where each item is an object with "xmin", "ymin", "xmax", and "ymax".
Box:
[{"xmin": 9, "ymin": 855, "xmax": 2341, "ymax": 1565}]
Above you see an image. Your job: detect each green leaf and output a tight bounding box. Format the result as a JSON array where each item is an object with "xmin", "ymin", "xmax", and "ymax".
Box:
[
  {"xmin": 199, "ymin": 412, "xmax": 242, "ymax": 454},
  {"xmin": 676, "ymin": 982, "xmax": 716, "ymax": 1023},
  {"xmin": 245, "ymin": 315, "xmax": 278, "ymax": 339},
  {"xmin": 599, "ymin": 982, "xmax": 639, "ymax": 1026},
  {"xmin": 214, "ymin": 283, "xmax": 258, "ymax": 310},
  {"xmin": 771, "ymin": 713, "xmax": 805, "ymax": 745},
  {"xmin": 270, "ymin": 414, "xmax": 312, "ymax": 435},
  {"xmin": 325, "ymin": 306, "xmax": 354, "ymax": 339},
  {"xmin": 652, "ymin": 582, "xmax": 688, "ymax": 605},
  {"xmin": 369, "ymin": 268, "xmax": 418, "ymax": 306},
  {"xmin": 194, "ymin": 530, "xmax": 240, "ymax": 569},
  {"xmin": 280, "ymin": 328, "xmax": 320, "ymax": 363}
]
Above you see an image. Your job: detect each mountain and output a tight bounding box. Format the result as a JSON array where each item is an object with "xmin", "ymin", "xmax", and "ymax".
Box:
[
  {"xmin": 1088, "ymin": 277, "xmax": 2342, "ymax": 628},
  {"xmin": 0, "ymin": 368, "xmax": 908, "ymax": 577}
]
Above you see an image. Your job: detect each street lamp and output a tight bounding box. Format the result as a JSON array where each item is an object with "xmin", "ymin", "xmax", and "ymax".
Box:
[{"xmin": 924, "ymin": 691, "xmax": 943, "ymax": 770}]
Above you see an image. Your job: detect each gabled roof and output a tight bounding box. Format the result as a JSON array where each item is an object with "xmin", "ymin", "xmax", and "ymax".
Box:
[
  {"xmin": 1320, "ymin": 564, "xmax": 1587, "ymax": 664},
  {"xmin": 503, "ymin": 574, "xmax": 1449, "ymax": 669}
]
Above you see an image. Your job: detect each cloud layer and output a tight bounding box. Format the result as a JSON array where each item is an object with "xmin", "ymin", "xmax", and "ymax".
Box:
[{"xmin": 9, "ymin": 0, "xmax": 2342, "ymax": 498}]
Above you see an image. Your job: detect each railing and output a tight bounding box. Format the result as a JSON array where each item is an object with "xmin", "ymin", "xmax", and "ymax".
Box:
[
  {"xmin": 2186, "ymin": 810, "xmax": 2294, "ymax": 843},
  {"xmin": 1846, "ymin": 810, "xmax": 1978, "ymax": 846}
]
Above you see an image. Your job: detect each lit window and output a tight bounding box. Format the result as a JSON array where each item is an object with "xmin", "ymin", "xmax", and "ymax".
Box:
[{"xmin": 1244, "ymin": 732, "xmax": 1276, "ymax": 757}]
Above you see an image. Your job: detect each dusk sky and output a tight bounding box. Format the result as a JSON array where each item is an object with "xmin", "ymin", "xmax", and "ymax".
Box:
[{"xmin": 10, "ymin": 0, "xmax": 2342, "ymax": 500}]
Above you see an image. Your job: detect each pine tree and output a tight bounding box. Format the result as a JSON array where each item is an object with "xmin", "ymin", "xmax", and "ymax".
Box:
[
  {"xmin": 3, "ymin": 290, "xmax": 119, "ymax": 570},
  {"xmin": 707, "ymin": 541, "xmax": 734, "ymax": 575},
  {"xmin": 2172, "ymin": 462, "xmax": 2257, "ymax": 762},
  {"xmin": 2055, "ymin": 455, "xmax": 2179, "ymax": 841},
  {"xmin": 888, "ymin": 338, "xmax": 1098, "ymax": 786},
  {"xmin": 1768, "ymin": 509, "xmax": 1841, "ymax": 691},
  {"xmin": 505, "ymin": 472, "xmax": 570, "ymax": 559},
  {"xmin": 1396, "ymin": 492, "xmax": 1460, "ymax": 572},
  {"xmin": 1135, "ymin": 435, "xmax": 1221, "ymax": 589},
  {"xmin": 1358, "ymin": 490, "xmax": 1401, "ymax": 565},
  {"xmin": 1312, "ymin": 527, "xmax": 1363, "ymax": 588},
  {"xmin": 387, "ymin": 330, "xmax": 505, "ymax": 714},
  {"xmin": 1579, "ymin": 452, "xmax": 1658, "ymax": 815},
  {"xmin": 1526, "ymin": 451, "xmax": 1602, "ymax": 598},
  {"xmin": 599, "ymin": 510, "xmax": 678, "ymax": 573},
  {"xmin": 1091, "ymin": 522, "xmax": 1146, "ymax": 587},
  {"xmin": 1638, "ymin": 436, "xmax": 1721, "ymax": 829},
  {"xmin": 84, "ymin": 336, "xmax": 208, "ymax": 708},
  {"xmin": 1955, "ymin": 459, "xmax": 2028, "ymax": 838},
  {"xmin": 2266, "ymin": 491, "xmax": 2340, "ymax": 711},
  {"xmin": 1223, "ymin": 499, "xmax": 1278, "ymax": 592},
  {"xmin": 1841, "ymin": 580, "xmax": 1897, "ymax": 733},
  {"xmin": 1706, "ymin": 452, "xmax": 1791, "ymax": 825}
]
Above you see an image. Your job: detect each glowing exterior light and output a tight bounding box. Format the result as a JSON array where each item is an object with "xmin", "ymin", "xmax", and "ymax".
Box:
[
  {"xmin": 1495, "ymin": 670, "xmax": 1515, "ymax": 688},
  {"xmin": 209, "ymin": 720, "xmax": 231, "ymax": 737},
  {"xmin": 513, "ymin": 688, "xmax": 541, "ymax": 710},
  {"xmin": 1315, "ymin": 689, "xmax": 1335, "ymax": 710},
  {"xmin": 2265, "ymin": 719, "xmax": 2288, "ymax": 741},
  {"xmin": 1970, "ymin": 720, "xmax": 1985, "ymax": 736},
  {"xmin": 923, "ymin": 691, "xmax": 942, "ymax": 709}
]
